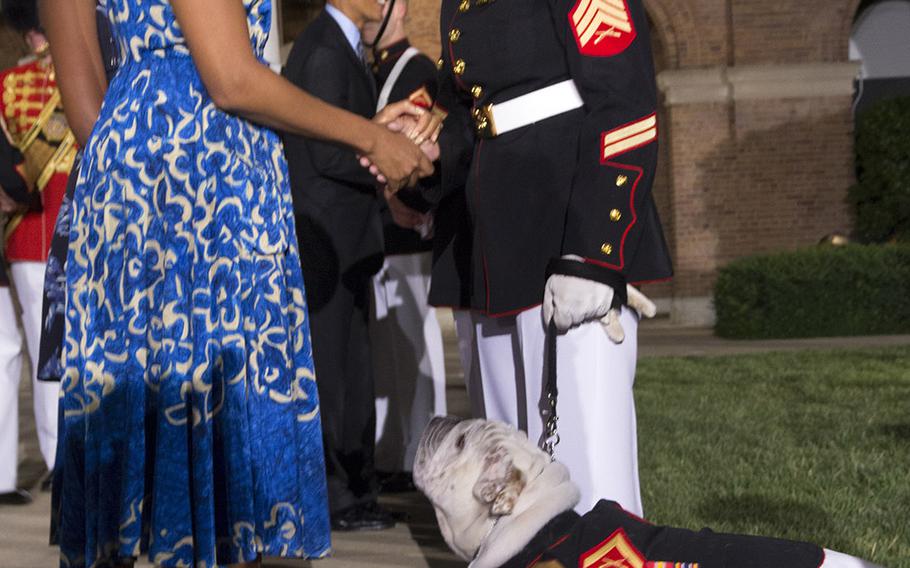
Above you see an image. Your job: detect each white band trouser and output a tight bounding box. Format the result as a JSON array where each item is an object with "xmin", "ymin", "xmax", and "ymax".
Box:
[
  {"xmin": 484, "ymin": 79, "xmax": 584, "ymax": 136},
  {"xmin": 0, "ymin": 262, "xmax": 60, "ymax": 490},
  {"xmin": 12, "ymin": 262, "xmax": 59, "ymax": 473},
  {"xmin": 0, "ymin": 285, "xmax": 24, "ymax": 492},
  {"xmin": 370, "ymin": 253, "xmax": 447, "ymax": 472},
  {"xmin": 454, "ymin": 306, "xmax": 642, "ymax": 515}
]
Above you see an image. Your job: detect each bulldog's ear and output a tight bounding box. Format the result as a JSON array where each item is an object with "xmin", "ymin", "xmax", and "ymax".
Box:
[{"xmin": 472, "ymin": 445, "xmax": 526, "ymax": 516}]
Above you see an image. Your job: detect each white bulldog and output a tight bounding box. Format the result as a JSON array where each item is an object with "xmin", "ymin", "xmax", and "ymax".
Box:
[{"xmin": 413, "ymin": 416, "xmax": 884, "ymax": 568}]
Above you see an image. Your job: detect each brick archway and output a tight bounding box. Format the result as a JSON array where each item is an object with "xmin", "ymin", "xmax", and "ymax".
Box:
[
  {"xmin": 843, "ymin": 0, "xmax": 866, "ymax": 51},
  {"xmin": 642, "ymin": 0, "xmax": 683, "ymax": 70}
]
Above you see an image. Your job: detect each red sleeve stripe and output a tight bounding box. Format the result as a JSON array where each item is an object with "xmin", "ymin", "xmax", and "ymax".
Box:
[{"xmin": 601, "ymin": 113, "xmax": 657, "ymax": 161}]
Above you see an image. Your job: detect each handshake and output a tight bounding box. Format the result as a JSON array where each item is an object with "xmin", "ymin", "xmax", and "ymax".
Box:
[{"xmin": 359, "ymin": 100, "xmax": 443, "ymax": 231}]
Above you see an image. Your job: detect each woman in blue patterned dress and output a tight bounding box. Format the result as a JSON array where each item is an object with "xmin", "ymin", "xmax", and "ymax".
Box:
[{"xmin": 41, "ymin": 0, "xmax": 434, "ymax": 566}]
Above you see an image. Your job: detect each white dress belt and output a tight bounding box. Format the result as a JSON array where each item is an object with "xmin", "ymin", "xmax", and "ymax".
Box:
[{"xmin": 475, "ymin": 79, "xmax": 584, "ymax": 137}]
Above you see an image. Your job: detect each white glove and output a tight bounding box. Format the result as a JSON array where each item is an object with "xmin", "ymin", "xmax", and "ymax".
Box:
[{"xmin": 543, "ymin": 256, "xmax": 658, "ymax": 343}]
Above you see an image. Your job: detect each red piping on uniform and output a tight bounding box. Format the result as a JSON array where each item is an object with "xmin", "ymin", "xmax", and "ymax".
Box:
[
  {"xmin": 583, "ymin": 160, "xmax": 643, "ymax": 271},
  {"xmin": 473, "ymin": 139, "xmax": 493, "ymax": 313},
  {"xmin": 526, "ymin": 533, "xmax": 572, "ymax": 568},
  {"xmin": 428, "ymin": 303, "xmax": 544, "ymax": 319}
]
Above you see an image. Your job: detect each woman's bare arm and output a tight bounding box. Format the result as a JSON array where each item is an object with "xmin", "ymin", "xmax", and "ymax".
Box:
[
  {"xmin": 170, "ymin": 0, "xmax": 432, "ymax": 190},
  {"xmin": 40, "ymin": 0, "xmax": 107, "ymax": 146}
]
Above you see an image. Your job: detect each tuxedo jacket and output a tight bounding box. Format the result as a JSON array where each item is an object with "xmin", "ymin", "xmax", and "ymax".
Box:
[
  {"xmin": 282, "ymin": 10, "xmax": 383, "ymax": 307},
  {"xmin": 429, "ymin": 0, "xmax": 673, "ymax": 315}
]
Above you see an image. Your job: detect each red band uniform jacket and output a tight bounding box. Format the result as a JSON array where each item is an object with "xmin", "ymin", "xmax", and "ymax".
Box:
[
  {"xmin": 1, "ymin": 57, "xmax": 73, "ymax": 265},
  {"xmin": 430, "ymin": 0, "xmax": 672, "ymax": 316}
]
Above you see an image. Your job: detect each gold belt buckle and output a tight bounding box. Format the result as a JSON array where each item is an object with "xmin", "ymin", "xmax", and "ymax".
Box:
[{"xmin": 472, "ymin": 104, "xmax": 498, "ymax": 138}]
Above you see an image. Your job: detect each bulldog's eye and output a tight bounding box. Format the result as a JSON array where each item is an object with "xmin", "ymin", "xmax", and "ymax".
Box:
[{"xmin": 455, "ymin": 433, "xmax": 466, "ymax": 451}]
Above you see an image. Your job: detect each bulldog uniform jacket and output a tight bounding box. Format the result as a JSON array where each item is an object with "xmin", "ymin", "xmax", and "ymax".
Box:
[
  {"xmin": 502, "ymin": 500, "xmax": 824, "ymax": 568},
  {"xmin": 372, "ymin": 39, "xmax": 439, "ymax": 256},
  {"xmin": 429, "ymin": 0, "xmax": 672, "ymax": 316}
]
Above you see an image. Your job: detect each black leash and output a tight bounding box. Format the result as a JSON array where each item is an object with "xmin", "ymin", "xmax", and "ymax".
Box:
[{"xmin": 542, "ymin": 259, "xmax": 627, "ymax": 458}]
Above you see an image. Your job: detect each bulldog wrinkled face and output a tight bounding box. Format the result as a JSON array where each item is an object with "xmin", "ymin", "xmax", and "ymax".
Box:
[{"xmin": 414, "ymin": 417, "xmax": 550, "ymax": 561}]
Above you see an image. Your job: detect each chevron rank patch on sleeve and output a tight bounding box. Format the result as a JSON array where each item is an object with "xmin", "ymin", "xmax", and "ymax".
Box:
[
  {"xmin": 580, "ymin": 528, "xmax": 646, "ymax": 568},
  {"xmin": 569, "ymin": 0, "xmax": 637, "ymax": 57},
  {"xmin": 601, "ymin": 113, "xmax": 657, "ymax": 161}
]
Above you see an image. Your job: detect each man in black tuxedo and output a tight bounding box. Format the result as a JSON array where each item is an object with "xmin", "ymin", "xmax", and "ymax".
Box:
[
  {"xmin": 282, "ymin": 0, "xmax": 395, "ymax": 532},
  {"xmin": 363, "ymin": 0, "xmax": 448, "ymax": 495}
]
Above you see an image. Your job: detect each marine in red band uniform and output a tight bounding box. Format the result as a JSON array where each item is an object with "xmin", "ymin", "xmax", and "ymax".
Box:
[
  {"xmin": 428, "ymin": 0, "xmax": 672, "ymax": 514},
  {"xmin": 364, "ymin": 0, "xmax": 448, "ymax": 493},
  {"xmin": 0, "ymin": 0, "xmax": 71, "ymax": 503}
]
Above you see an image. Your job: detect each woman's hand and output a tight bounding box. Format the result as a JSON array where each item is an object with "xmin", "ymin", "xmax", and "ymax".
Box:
[{"xmin": 364, "ymin": 125, "xmax": 434, "ymax": 192}]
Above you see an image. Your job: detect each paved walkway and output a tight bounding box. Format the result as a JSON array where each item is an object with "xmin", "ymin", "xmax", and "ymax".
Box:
[{"xmin": 2, "ymin": 317, "xmax": 909, "ymax": 567}]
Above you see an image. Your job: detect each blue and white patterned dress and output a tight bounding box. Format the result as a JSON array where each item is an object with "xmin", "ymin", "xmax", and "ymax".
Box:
[{"xmin": 55, "ymin": 1, "xmax": 331, "ymax": 566}]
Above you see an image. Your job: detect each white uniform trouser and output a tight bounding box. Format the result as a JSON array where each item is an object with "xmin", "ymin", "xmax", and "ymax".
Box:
[
  {"xmin": 1, "ymin": 262, "xmax": 59, "ymax": 486},
  {"xmin": 454, "ymin": 306, "xmax": 642, "ymax": 515},
  {"xmin": 821, "ymin": 549, "xmax": 883, "ymax": 568},
  {"xmin": 370, "ymin": 253, "xmax": 447, "ymax": 472}
]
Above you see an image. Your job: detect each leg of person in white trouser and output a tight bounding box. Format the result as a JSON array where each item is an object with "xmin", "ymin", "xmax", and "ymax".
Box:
[
  {"xmin": 822, "ymin": 549, "xmax": 884, "ymax": 568},
  {"xmin": 11, "ymin": 261, "xmax": 59, "ymax": 472},
  {"xmin": 516, "ymin": 306, "xmax": 641, "ymax": 516},
  {"xmin": 372, "ymin": 253, "xmax": 447, "ymax": 473},
  {"xmin": 453, "ymin": 306, "xmax": 642, "ymax": 516},
  {"xmin": 0, "ymin": 285, "xmax": 24, "ymax": 493}
]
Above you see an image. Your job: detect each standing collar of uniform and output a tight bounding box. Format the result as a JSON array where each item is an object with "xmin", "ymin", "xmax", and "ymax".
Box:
[
  {"xmin": 325, "ymin": 4, "xmax": 363, "ymax": 57},
  {"xmin": 374, "ymin": 38, "xmax": 411, "ymax": 80},
  {"xmin": 497, "ymin": 509, "xmax": 581, "ymax": 568}
]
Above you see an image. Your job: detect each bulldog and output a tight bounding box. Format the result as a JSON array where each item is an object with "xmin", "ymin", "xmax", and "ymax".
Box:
[{"xmin": 414, "ymin": 416, "xmax": 883, "ymax": 568}]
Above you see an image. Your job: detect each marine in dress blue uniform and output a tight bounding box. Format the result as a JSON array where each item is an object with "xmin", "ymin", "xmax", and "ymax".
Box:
[{"xmin": 429, "ymin": 0, "xmax": 672, "ymax": 514}]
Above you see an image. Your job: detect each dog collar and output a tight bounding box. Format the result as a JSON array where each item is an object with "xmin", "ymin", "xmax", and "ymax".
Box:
[{"xmin": 472, "ymin": 516, "xmax": 503, "ymax": 563}]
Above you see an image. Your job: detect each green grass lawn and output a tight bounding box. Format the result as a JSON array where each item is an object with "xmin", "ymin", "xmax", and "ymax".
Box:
[{"xmin": 636, "ymin": 346, "xmax": 910, "ymax": 567}]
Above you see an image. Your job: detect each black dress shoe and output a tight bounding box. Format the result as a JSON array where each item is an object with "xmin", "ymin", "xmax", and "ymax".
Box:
[
  {"xmin": 40, "ymin": 472, "xmax": 53, "ymax": 492},
  {"xmin": 331, "ymin": 503, "xmax": 396, "ymax": 532},
  {"xmin": 0, "ymin": 489, "xmax": 33, "ymax": 505},
  {"xmin": 378, "ymin": 471, "xmax": 416, "ymax": 494}
]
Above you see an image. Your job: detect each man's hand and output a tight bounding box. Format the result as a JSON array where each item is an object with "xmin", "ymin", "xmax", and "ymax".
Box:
[
  {"xmin": 597, "ymin": 286, "xmax": 658, "ymax": 343},
  {"xmin": 375, "ymin": 101, "xmax": 444, "ymax": 146},
  {"xmin": 543, "ymin": 256, "xmax": 657, "ymax": 343},
  {"xmin": 383, "ymin": 187, "xmax": 427, "ymax": 230},
  {"xmin": 362, "ymin": 103, "xmax": 443, "ymax": 188}
]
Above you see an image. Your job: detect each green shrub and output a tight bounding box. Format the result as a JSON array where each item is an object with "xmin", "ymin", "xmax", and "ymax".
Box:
[
  {"xmin": 714, "ymin": 245, "xmax": 910, "ymax": 339},
  {"xmin": 848, "ymin": 97, "xmax": 910, "ymax": 243}
]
